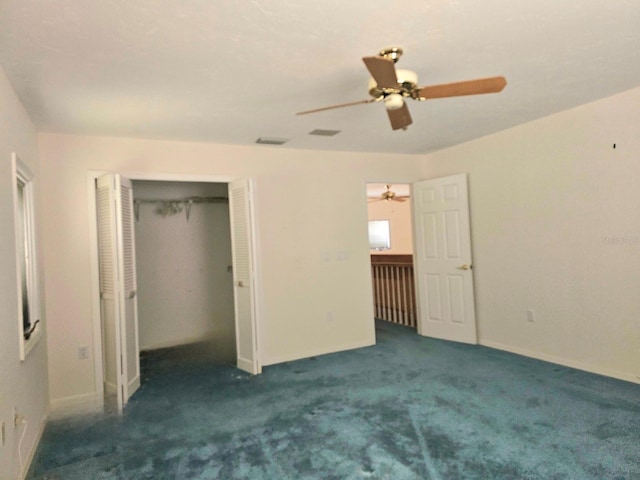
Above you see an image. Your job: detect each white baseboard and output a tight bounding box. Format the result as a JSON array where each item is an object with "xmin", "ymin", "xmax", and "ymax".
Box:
[
  {"xmin": 104, "ymin": 381, "xmax": 117, "ymax": 397},
  {"xmin": 262, "ymin": 339, "xmax": 375, "ymax": 366},
  {"xmin": 129, "ymin": 376, "xmax": 140, "ymax": 394},
  {"xmin": 480, "ymin": 339, "xmax": 640, "ymax": 385},
  {"xmin": 49, "ymin": 392, "xmax": 102, "ymax": 419},
  {"xmin": 139, "ymin": 334, "xmax": 215, "ymax": 351},
  {"xmin": 237, "ymin": 357, "xmax": 257, "ymax": 374},
  {"xmin": 20, "ymin": 412, "xmax": 48, "ymax": 480}
]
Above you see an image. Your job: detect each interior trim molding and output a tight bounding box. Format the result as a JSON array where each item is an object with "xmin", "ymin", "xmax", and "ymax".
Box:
[
  {"xmin": 480, "ymin": 339, "xmax": 639, "ymax": 385},
  {"xmin": 19, "ymin": 412, "xmax": 48, "ymax": 480},
  {"xmin": 139, "ymin": 334, "xmax": 221, "ymax": 352},
  {"xmin": 262, "ymin": 338, "xmax": 375, "ymax": 367},
  {"xmin": 49, "ymin": 392, "xmax": 102, "ymax": 419}
]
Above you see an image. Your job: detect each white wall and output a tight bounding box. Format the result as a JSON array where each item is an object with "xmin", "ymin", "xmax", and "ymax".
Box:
[
  {"xmin": 37, "ymin": 133, "xmax": 424, "ymax": 411},
  {"xmin": 422, "ymin": 86, "xmax": 640, "ymax": 383},
  {"xmin": 133, "ymin": 180, "xmax": 235, "ymax": 351},
  {"xmin": 367, "ymin": 195, "xmax": 413, "ymax": 255},
  {"xmin": 0, "ymin": 67, "xmax": 49, "ymax": 479}
]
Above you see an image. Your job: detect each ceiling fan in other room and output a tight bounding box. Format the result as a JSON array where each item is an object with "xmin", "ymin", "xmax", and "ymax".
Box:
[
  {"xmin": 297, "ymin": 47, "xmax": 507, "ymax": 131},
  {"xmin": 368, "ymin": 185, "xmax": 409, "ymax": 203}
]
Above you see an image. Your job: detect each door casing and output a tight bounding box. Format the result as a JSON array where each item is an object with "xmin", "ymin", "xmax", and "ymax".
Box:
[{"xmin": 364, "ymin": 175, "xmax": 478, "ymax": 345}]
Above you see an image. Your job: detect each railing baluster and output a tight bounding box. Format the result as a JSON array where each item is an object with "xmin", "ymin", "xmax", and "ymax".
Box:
[
  {"xmin": 390, "ymin": 265, "xmax": 397, "ymax": 324},
  {"xmin": 411, "ymin": 268, "xmax": 416, "ymax": 327},
  {"xmin": 399, "ymin": 267, "xmax": 405, "ymax": 325},
  {"xmin": 395, "ymin": 265, "xmax": 402, "ymax": 325},
  {"xmin": 383, "ymin": 265, "xmax": 390, "ymax": 321}
]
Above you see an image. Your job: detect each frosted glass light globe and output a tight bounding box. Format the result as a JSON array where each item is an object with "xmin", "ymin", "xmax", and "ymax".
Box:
[{"xmin": 384, "ymin": 93, "xmax": 404, "ymax": 111}]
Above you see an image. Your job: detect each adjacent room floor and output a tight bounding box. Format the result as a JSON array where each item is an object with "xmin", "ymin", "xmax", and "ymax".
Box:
[{"xmin": 29, "ymin": 321, "xmax": 640, "ymax": 479}]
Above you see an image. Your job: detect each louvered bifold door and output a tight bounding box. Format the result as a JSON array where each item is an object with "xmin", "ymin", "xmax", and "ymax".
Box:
[
  {"xmin": 118, "ymin": 177, "xmax": 141, "ymax": 401},
  {"xmin": 96, "ymin": 174, "xmax": 140, "ymax": 413},
  {"xmin": 228, "ymin": 178, "xmax": 260, "ymax": 374},
  {"xmin": 96, "ymin": 176, "xmax": 120, "ymax": 402}
]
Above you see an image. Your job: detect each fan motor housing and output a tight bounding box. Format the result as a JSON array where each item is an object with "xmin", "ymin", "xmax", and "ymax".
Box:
[{"xmin": 368, "ymin": 69, "xmax": 419, "ymax": 98}]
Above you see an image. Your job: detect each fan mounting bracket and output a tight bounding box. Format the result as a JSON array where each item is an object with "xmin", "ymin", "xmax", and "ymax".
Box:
[{"xmin": 379, "ymin": 47, "xmax": 403, "ymax": 63}]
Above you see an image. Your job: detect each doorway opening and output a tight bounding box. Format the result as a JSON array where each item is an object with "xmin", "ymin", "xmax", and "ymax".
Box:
[{"xmin": 366, "ymin": 183, "xmax": 417, "ymax": 331}]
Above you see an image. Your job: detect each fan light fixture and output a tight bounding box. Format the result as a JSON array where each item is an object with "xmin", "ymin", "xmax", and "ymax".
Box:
[{"xmin": 384, "ymin": 93, "xmax": 404, "ymax": 111}]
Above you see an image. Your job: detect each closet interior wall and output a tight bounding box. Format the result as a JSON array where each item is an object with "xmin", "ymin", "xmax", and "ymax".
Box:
[{"xmin": 132, "ymin": 180, "xmax": 235, "ymax": 358}]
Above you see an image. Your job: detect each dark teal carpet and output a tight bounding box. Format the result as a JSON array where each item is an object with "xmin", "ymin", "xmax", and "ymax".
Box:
[{"xmin": 30, "ymin": 321, "xmax": 640, "ymax": 479}]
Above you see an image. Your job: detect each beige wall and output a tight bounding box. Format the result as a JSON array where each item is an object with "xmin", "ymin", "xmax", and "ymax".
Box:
[
  {"xmin": 16, "ymin": 70, "xmax": 639, "ymax": 435},
  {"xmin": 37, "ymin": 133, "xmax": 423, "ymax": 409},
  {"xmin": 0, "ymin": 67, "xmax": 49, "ymax": 479},
  {"xmin": 422, "ymin": 87, "xmax": 640, "ymax": 383},
  {"xmin": 367, "ymin": 195, "xmax": 413, "ymax": 255}
]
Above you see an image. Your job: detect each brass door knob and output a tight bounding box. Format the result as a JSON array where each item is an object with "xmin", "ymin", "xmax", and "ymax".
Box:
[{"xmin": 457, "ymin": 264, "xmax": 472, "ymax": 270}]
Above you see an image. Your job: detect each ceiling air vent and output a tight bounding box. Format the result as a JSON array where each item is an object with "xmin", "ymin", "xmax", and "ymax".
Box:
[
  {"xmin": 309, "ymin": 129, "xmax": 340, "ymax": 136},
  {"xmin": 256, "ymin": 137, "xmax": 288, "ymax": 145}
]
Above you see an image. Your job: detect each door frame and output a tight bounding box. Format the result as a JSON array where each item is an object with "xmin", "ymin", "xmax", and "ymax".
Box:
[
  {"xmin": 364, "ymin": 179, "xmax": 416, "ymax": 334},
  {"xmin": 87, "ymin": 171, "xmax": 264, "ymax": 410}
]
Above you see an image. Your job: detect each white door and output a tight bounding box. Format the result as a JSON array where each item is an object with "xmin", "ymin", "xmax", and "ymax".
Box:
[
  {"xmin": 96, "ymin": 174, "xmax": 141, "ymax": 412},
  {"xmin": 228, "ymin": 178, "xmax": 261, "ymax": 374},
  {"xmin": 412, "ymin": 174, "xmax": 477, "ymax": 344}
]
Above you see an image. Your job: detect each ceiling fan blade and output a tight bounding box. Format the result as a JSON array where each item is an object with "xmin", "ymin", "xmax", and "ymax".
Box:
[
  {"xmin": 363, "ymin": 56, "xmax": 398, "ymax": 89},
  {"xmin": 296, "ymin": 98, "xmax": 375, "ymax": 115},
  {"xmin": 417, "ymin": 76, "xmax": 507, "ymax": 99},
  {"xmin": 386, "ymin": 103, "xmax": 412, "ymax": 130}
]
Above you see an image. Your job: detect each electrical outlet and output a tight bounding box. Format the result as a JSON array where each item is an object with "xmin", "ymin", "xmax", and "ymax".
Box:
[
  {"xmin": 78, "ymin": 346, "xmax": 89, "ymax": 360},
  {"xmin": 526, "ymin": 309, "xmax": 536, "ymax": 322}
]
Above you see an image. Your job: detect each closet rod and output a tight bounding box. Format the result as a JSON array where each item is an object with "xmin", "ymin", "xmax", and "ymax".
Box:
[
  {"xmin": 134, "ymin": 196, "xmax": 228, "ymax": 204},
  {"xmin": 133, "ymin": 196, "xmax": 229, "ymax": 222}
]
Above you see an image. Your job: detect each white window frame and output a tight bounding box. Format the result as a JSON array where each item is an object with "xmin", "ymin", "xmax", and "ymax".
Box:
[
  {"xmin": 368, "ymin": 219, "xmax": 391, "ymax": 251},
  {"xmin": 12, "ymin": 152, "xmax": 42, "ymax": 360}
]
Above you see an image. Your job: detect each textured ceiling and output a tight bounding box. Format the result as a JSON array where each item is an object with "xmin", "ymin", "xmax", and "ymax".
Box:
[{"xmin": 1, "ymin": 1, "xmax": 639, "ymax": 155}]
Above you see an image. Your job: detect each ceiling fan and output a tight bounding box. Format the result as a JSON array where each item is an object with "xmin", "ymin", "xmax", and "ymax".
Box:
[
  {"xmin": 297, "ymin": 47, "xmax": 507, "ymax": 131},
  {"xmin": 368, "ymin": 185, "xmax": 409, "ymax": 203}
]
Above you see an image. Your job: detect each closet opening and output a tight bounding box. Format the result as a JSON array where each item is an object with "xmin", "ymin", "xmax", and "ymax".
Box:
[{"xmin": 132, "ymin": 180, "xmax": 237, "ymax": 383}]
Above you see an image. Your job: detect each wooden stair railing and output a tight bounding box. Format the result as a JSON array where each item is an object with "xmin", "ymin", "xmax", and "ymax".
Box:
[{"xmin": 371, "ymin": 255, "xmax": 416, "ymax": 328}]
